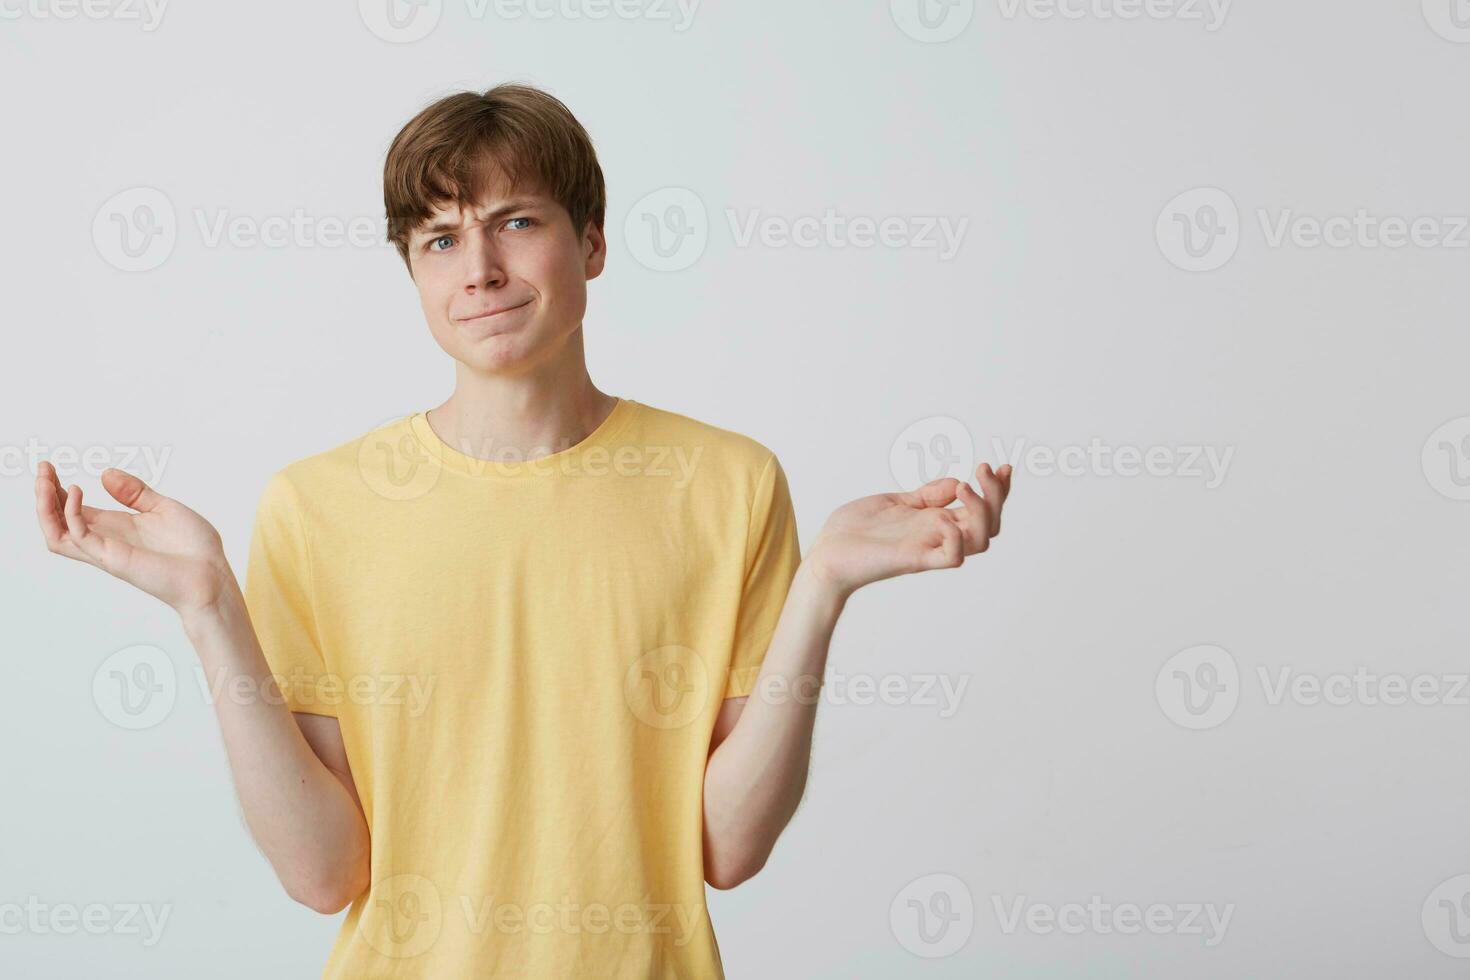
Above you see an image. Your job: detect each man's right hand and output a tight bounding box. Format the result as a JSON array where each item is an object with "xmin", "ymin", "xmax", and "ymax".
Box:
[{"xmin": 34, "ymin": 461, "xmax": 234, "ymax": 619}]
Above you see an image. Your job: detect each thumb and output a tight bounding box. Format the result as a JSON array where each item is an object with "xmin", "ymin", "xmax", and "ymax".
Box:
[
  {"xmin": 101, "ymin": 468, "xmax": 168, "ymax": 513},
  {"xmin": 904, "ymin": 477, "xmax": 962, "ymax": 509}
]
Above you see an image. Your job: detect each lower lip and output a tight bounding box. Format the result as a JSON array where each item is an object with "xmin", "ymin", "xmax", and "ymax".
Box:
[{"xmin": 459, "ymin": 303, "xmax": 529, "ymax": 330}]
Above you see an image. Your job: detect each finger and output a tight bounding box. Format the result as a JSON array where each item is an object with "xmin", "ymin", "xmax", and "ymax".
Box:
[
  {"xmin": 61, "ymin": 484, "xmax": 87, "ymax": 542},
  {"xmin": 992, "ymin": 463, "xmax": 1012, "ymax": 506},
  {"xmin": 101, "ymin": 467, "xmax": 168, "ymax": 513},
  {"xmin": 62, "ymin": 484, "xmax": 110, "ymax": 566},
  {"xmin": 38, "ymin": 459, "xmax": 68, "ymax": 514},
  {"xmin": 37, "ymin": 466, "xmax": 111, "ymax": 567},
  {"xmin": 44, "ymin": 463, "xmax": 108, "ymax": 519},
  {"xmin": 922, "ymin": 513, "xmax": 965, "ymax": 570},
  {"xmin": 903, "ymin": 477, "xmax": 962, "ymax": 510},
  {"xmin": 951, "ymin": 480, "xmax": 992, "ymax": 554},
  {"xmin": 35, "ymin": 470, "xmax": 73, "ymax": 552},
  {"xmin": 41, "ymin": 466, "xmax": 108, "ymax": 520},
  {"xmin": 994, "ymin": 464, "xmax": 1013, "ymax": 530},
  {"xmin": 975, "ymin": 463, "xmax": 1005, "ymax": 538}
]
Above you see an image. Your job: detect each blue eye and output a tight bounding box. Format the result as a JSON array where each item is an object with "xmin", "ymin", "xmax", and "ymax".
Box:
[
  {"xmin": 429, "ymin": 235, "xmax": 454, "ymax": 251},
  {"xmin": 507, "ymin": 217, "xmax": 534, "ymax": 231}
]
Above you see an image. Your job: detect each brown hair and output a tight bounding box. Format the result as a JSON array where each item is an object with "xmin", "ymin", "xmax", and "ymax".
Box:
[{"xmin": 383, "ymin": 84, "xmax": 606, "ymax": 271}]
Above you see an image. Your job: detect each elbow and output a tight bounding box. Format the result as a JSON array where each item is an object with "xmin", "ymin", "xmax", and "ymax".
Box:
[
  {"xmin": 293, "ymin": 890, "xmax": 346, "ymax": 916},
  {"xmin": 287, "ymin": 859, "xmax": 369, "ymax": 915},
  {"xmin": 290, "ymin": 877, "xmax": 360, "ymax": 916},
  {"xmin": 705, "ymin": 851, "xmax": 768, "ymax": 891},
  {"xmin": 704, "ymin": 870, "xmax": 747, "ymax": 891}
]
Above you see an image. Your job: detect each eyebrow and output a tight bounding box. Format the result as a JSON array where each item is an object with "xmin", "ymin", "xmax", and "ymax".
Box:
[{"xmin": 414, "ymin": 198, "xmax": 544, "ymax": 241}]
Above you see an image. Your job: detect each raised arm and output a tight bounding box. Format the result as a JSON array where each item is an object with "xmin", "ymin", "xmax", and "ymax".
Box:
[
  {"xmin": 702, "ymin": 463, "xmax": 1012, "ymax": 889},
  {"xmin": 34, "ymin": 462, "xmax": 370, "ymax": 913}
]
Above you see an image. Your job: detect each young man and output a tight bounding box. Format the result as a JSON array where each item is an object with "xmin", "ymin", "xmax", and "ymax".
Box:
[{"xmin": 34, "ymin": 84, "xmax": 1012, "ymax": 978}]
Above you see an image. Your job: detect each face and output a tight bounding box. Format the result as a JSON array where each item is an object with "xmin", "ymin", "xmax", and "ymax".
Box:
[{"xmin": 406, "ymin": 180, "xmax": 605, "ymax": 375}]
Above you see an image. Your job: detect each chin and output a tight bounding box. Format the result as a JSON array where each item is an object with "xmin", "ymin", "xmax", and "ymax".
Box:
[{"xmin": 457, "ymin": 339, "xmax": 538, "ymax": 374}]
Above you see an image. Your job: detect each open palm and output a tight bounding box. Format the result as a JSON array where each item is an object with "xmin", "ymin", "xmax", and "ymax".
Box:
[
  {"xmin": 35, "ymin": 462, "xmax": 231, "ymax": 615},
  {"xmin": 808, "ymin": 463, "xmax": 1012, "ymax": 598}
]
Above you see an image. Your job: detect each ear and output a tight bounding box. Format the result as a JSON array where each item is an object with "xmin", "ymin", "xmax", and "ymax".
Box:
[{"xmin": 583, "ymin": 221, "xmax": 607, "ymax": 280}]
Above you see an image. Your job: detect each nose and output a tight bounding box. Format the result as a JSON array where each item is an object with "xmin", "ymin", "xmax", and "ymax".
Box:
[{"xmin": 461, "ymin": 226, "xmax": 506, "ymax": 292}]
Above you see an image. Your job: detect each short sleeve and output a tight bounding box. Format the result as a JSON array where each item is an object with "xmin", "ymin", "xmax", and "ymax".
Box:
[
  {"xmin": 724, "ymin": 453, "xmax": 802, "ymax": 700},
  {"xmin": 243, "ymin": 471, "xmax": 338, "ymax": 717}
]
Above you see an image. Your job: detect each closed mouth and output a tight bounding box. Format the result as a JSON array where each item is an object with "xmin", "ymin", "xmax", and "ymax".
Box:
[{"xmin": 458, "ymin": 301, "xmax": 530, "ymax": 322}]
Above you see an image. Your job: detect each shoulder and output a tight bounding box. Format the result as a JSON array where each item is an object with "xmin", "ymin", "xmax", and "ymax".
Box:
[
  {"xmin": 625, "ymin": 399, "xmax": 781, "ymax": 480},
  {"xmin": 622, "ymin": 399, "xmax": 788, "ymax": 505},
  {"xmin": 257, "ymin": 415, "xmax": 414, "ymax": 517}
]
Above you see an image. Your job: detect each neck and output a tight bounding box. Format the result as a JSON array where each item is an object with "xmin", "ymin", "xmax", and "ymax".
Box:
[{"xmin": 427, "ymin": 326, "xmax": 618, "ymax": 463}]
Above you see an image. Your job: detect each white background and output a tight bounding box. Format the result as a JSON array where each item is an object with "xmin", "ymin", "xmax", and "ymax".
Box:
[{"xmin": 4, "ymin": 0, "xmax": 1470, "ymax": 976}]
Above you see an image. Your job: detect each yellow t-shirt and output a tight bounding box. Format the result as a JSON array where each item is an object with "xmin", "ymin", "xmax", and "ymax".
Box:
[{"xmin": 242, "ymin": 396, "xmax": 801, "ymax": 979}]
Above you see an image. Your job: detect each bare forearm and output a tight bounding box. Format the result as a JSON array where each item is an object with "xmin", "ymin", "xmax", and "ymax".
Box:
[
  {"xmin": 702, "ymin": 562, "xmax": 847, "ymax": 887},
  {"xmin": 180, "ymin": 579, "xmax": 370, "ymax": 912}
]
